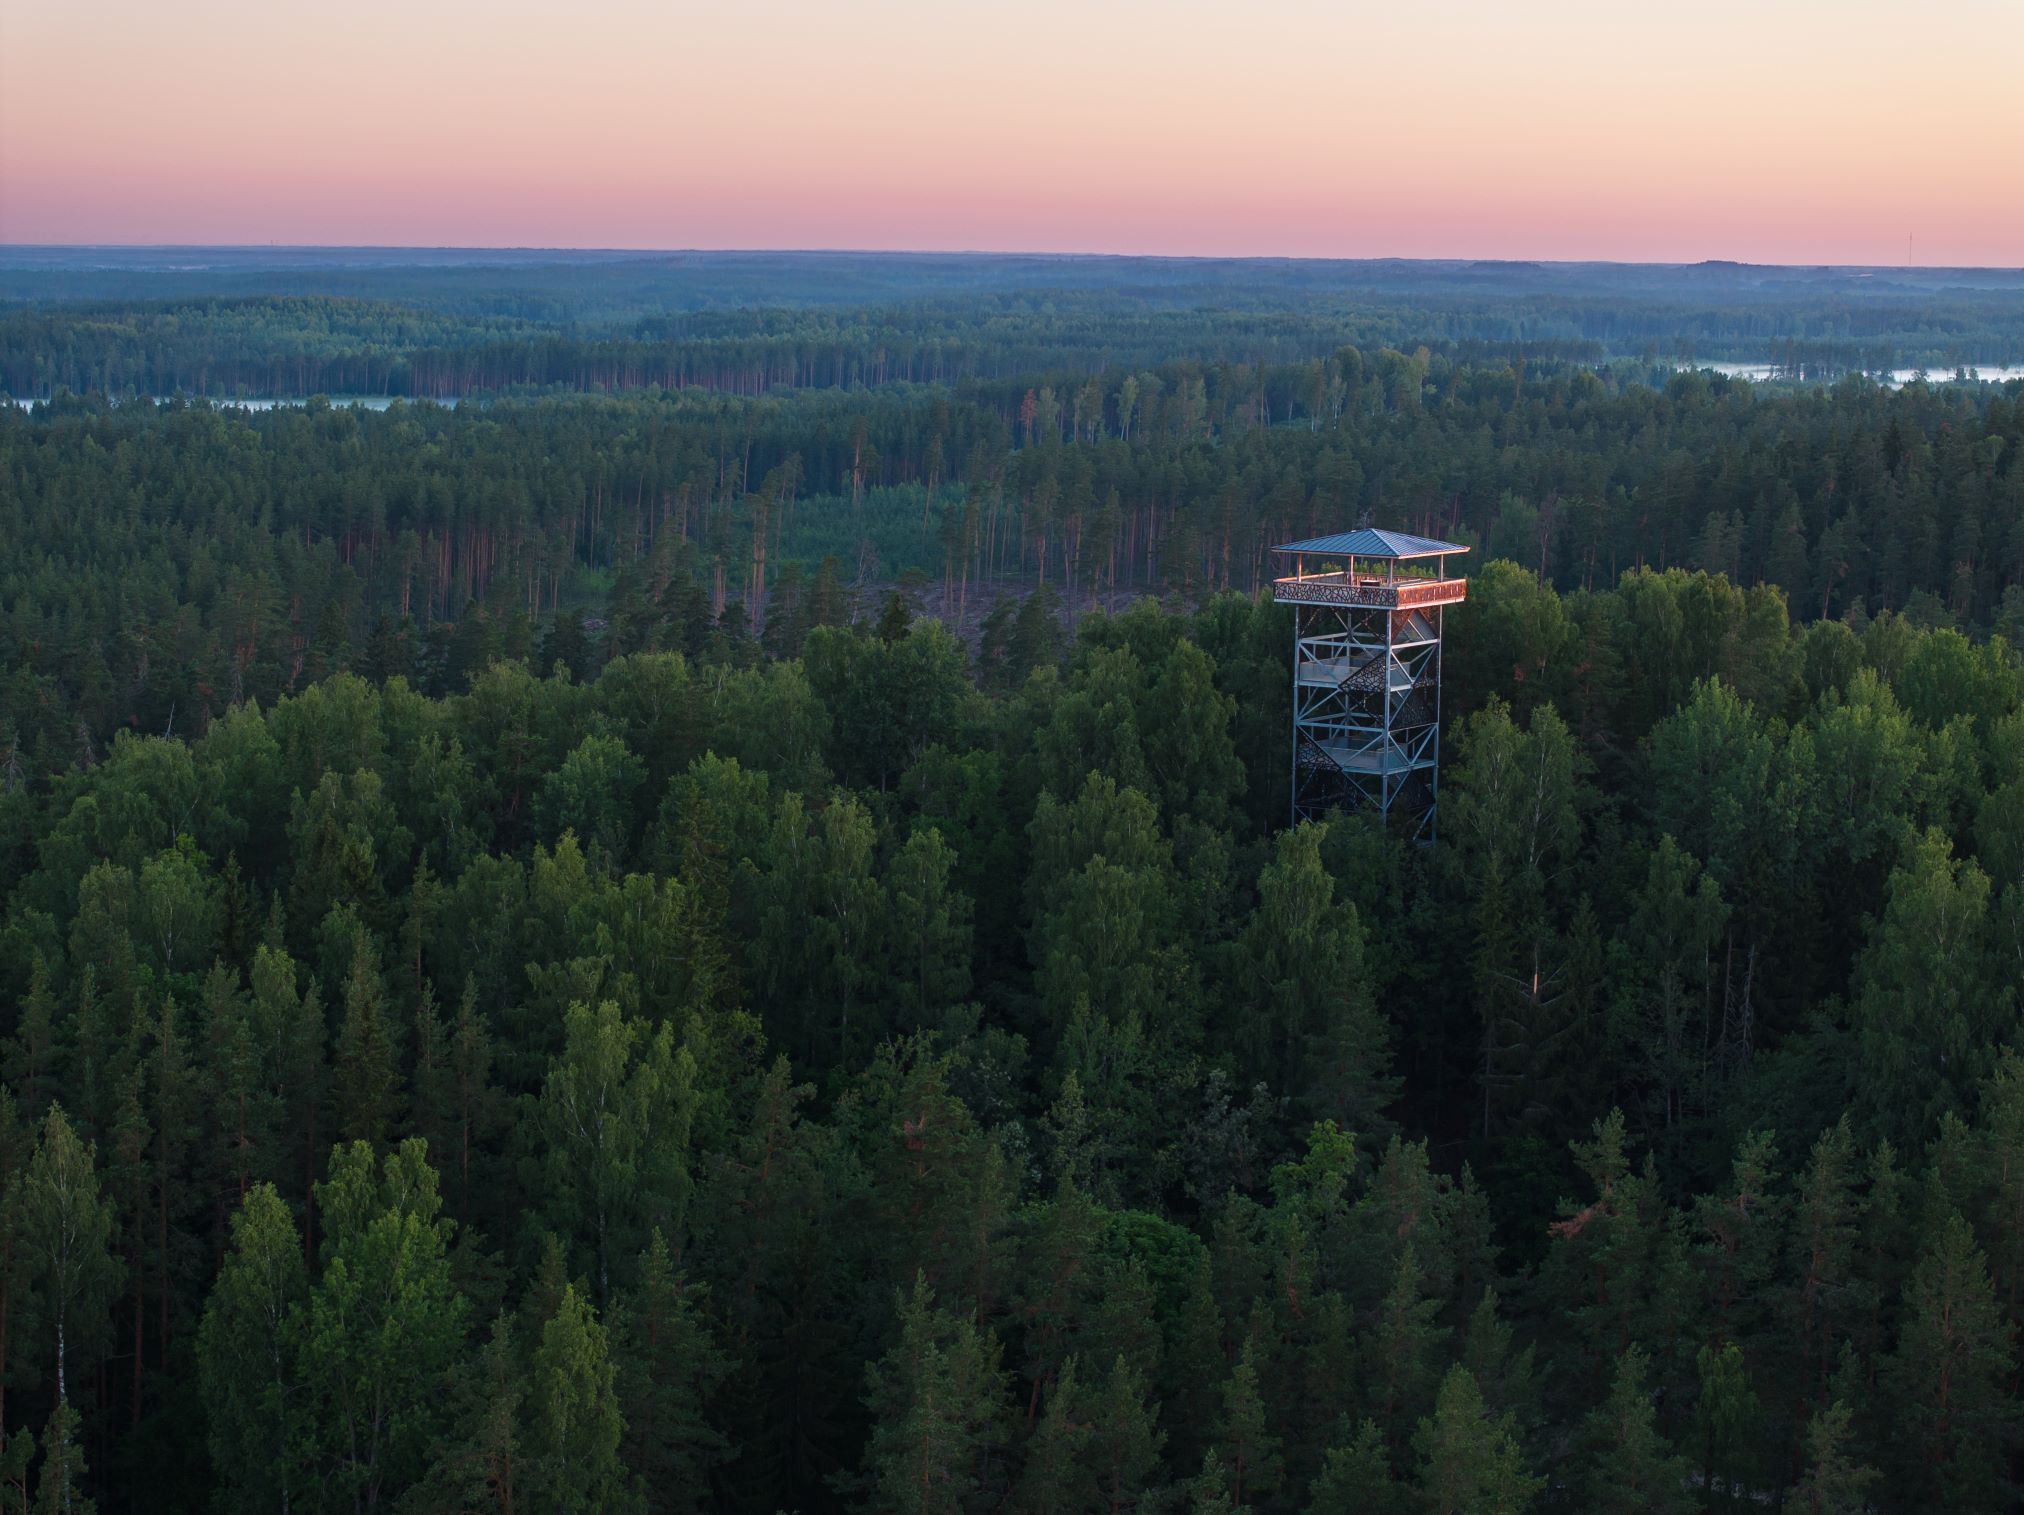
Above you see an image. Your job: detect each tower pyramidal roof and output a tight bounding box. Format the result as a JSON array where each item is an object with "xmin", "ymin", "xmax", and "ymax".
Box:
[{"xmin": 1272, "ymin": 528, "xmax": 1468, "ymax": 559}]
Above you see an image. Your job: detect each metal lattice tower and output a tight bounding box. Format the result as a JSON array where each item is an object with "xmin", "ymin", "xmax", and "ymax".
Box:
[{"xmin": 1272, "ymin": 529, "xmax": 1469, "ymax": 840}]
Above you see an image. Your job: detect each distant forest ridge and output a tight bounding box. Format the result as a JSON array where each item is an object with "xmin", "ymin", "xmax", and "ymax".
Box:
[{"xmin": 2, "ymin": 249, "xmax": 2021, "ymax": 400}]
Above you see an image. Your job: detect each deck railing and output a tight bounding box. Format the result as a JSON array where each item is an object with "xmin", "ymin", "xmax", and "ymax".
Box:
[{"xmin": 1273, "ymin": 571, "xmax": 1468, "ymax": 608}]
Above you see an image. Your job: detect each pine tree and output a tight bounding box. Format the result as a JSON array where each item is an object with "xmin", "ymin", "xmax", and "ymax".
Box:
[
  {"xmin": 613, "ymin": 1229, "xmax": 728, "ymax": 1514},
  {"xmin": 1786, "ymin": 1118, "xmax": 1863, "ymax": 1400},
  {"xmin": 1089, "ymin": 1354, "xmax": 1163, "ymax": 1514},
  {"xmin": 1162, "ymin": 1250, "xmax": 1226, "ymax": 1457},
  {"xmin": 1184, "ymin": 1448, "xmax": 1239, "ymax": 1514},
  {"xmin": 0, "ymin": 1090, "xmax": 41, "ymax": 1460},
  {"xmin": 406, "ymin": 1314, "xmax": 521, "ymax": 1515},
  {"xmin": 1580, "ymin": 1346, "xmax": 1692, "ymax": 1515},
  {"xmin": 856, "ymin": 1273, "xmax": 1011, "ymax": 1515},
  {"xmin": 1783, "ymin": 1398, "xmax": 1878, "ymax": 1515},
  {"xmin": 1695, "ymin": 1129, "xmax": 1786, "ymax": 1352},
  {"xmin": 1882, "ymin": 1211, "xmax": 2018, "ymax": 1509},
  {"xmin": 1366, "ymin": 1242, "xmax": 1446, "ymax": 1442},
  {"xmin": 1460, "ymin": 1289, "xmax": 1537, "ymax": 1429},
  {"xmin": 1014, "ymin": 1176, "xmax": 1103, "ymax": 1421},
  {"xmin": 1212, "ymin": 1324, "xmax": 1282, "ymax": 1509},
  {"xmin": 1, "ymin": 959, "xmax": 59, "ymax": 1120},
  {"xmin": 29, "ymin": 1405, "xmax": 91, "ymax": 1515},
  {"xmin": 0, "ymin": 1423, "xmax": 32, "ymax": 1515},
  {"xmin": 1308, "ymin": 1418, "xmax": 1401, "ymax": 1515},
  {"xmin": 1412, "ymin": 1366, "xmax": 1540, "ymax": 1515},
  {"xmin": 1013, "ymin": 1356, "xmax": 1097, "ymax": 1514}
]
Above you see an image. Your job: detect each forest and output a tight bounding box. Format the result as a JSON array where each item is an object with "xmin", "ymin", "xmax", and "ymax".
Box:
[
  {"xmin": 5, "ymin": 250, "xmax": 2024, "ymax": 400},
  {"xmin": 0, "ymin": 270, "xmax": 2022, "ymax": 1514}
]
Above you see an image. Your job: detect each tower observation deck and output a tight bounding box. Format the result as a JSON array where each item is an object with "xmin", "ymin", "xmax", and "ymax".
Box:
[{"xmin": 1272, "ymin": 529, "xmax": 1469, "ymax": 839}]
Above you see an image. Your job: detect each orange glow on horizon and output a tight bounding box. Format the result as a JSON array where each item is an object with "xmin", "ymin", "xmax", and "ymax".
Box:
[{"xmin": 1, "ymin": 0, "xmax": 2019, "ymax": 264}]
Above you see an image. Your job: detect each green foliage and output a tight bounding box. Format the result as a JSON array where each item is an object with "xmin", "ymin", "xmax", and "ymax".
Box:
[
  {"xmin": 1882, "ymin": 1212, "xmax": 2018, "ymax": 1509},
  {"xmin": 523, "ymin": 1284, "xmax": 636, "ymax": 1515},
  {"xmin": 1412, "ymin": 1366, "xmax": 1540, "ymax": 1515},
  {"xmin": 857, "ymin": 1274, "xmax": 1011, "ymax": 1515},
  {"xmin": 196, "ymin": 1185, "xmax": 306, "ymax": 1513},
  {"xmin": 20, "ymin": 1107, "xmax": 120, "ymax": 1405},
  {"xmin": 1580, "ymin": 1347, "xmax": 1692, "ymax": 1515},
  {"xmin": 1783, "ymin": 1399, "xmax": 1879, "ymax": 1515},
  {"xmin": 2, "ymin": 315, "xmax": 2023, "ymax": 1512},
  {"xmin": 611, "ymin": 1229, "xmax": 727, "ymax": 1514},
  {"xmin": 534, "ymin": 735, "xmax": 648, "ymax": 872},
  {"xmin": 534, "ymin": 1001, "xmax": 695, "ymax": 1303},
  {"xmin": 298, "ymin": 1140, "xmax": 469, "ymax": 1510},
  {"xmin": 1848, "ymin": 829, "xmax": 2011, "ymax": 1146}
]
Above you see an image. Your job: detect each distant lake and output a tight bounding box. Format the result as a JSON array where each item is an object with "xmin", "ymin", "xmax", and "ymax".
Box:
[{"xmin": 1692, "ymin": 361, "xmax": 2024, "ymax": 386}]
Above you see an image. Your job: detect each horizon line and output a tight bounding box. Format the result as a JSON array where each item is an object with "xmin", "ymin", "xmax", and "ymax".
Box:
[{"xmin": 4, "ymin": 242, "xmax": 2022, "ymax": 275}]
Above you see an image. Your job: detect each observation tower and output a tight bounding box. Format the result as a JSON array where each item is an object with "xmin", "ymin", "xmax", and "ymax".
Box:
[{"xmin": 1272, "ymin": 529, "xmax": 1469, "ymax": 839}]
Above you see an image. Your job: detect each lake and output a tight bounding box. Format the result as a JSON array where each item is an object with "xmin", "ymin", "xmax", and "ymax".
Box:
[{"xmin": 1693, "ymin": 361, "xmax": 2024, "ymax": 386}]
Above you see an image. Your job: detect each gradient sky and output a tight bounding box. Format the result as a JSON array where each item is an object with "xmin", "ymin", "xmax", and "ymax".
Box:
[{"xmin": 2, "ymin": 0, "xmax": 2019, "ymax": 263}]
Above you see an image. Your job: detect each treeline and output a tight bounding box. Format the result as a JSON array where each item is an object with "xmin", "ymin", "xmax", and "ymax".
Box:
[
  {"xmin": 0, "ymin": 293, "xmax": 1613, "ymax": 400},
  {"xmin": 5, "ymin": 364, "xmax": 2023, "ymax": 764},
  {"xmin": 0, "ymin": 298, "xmax": 551, "ymax": 401},
  {"xmin": 0, "ymin": 559, "xmax": 2020, "ymax": 1512},
  {"xmin": 7, "ymin": 278, "xmax": 2023, "ymax": 400}
]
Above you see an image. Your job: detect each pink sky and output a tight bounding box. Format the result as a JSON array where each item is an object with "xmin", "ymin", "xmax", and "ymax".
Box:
[{"xmin": 2, "ymin": 0, "xmax": 2020, "ymax": 264}]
